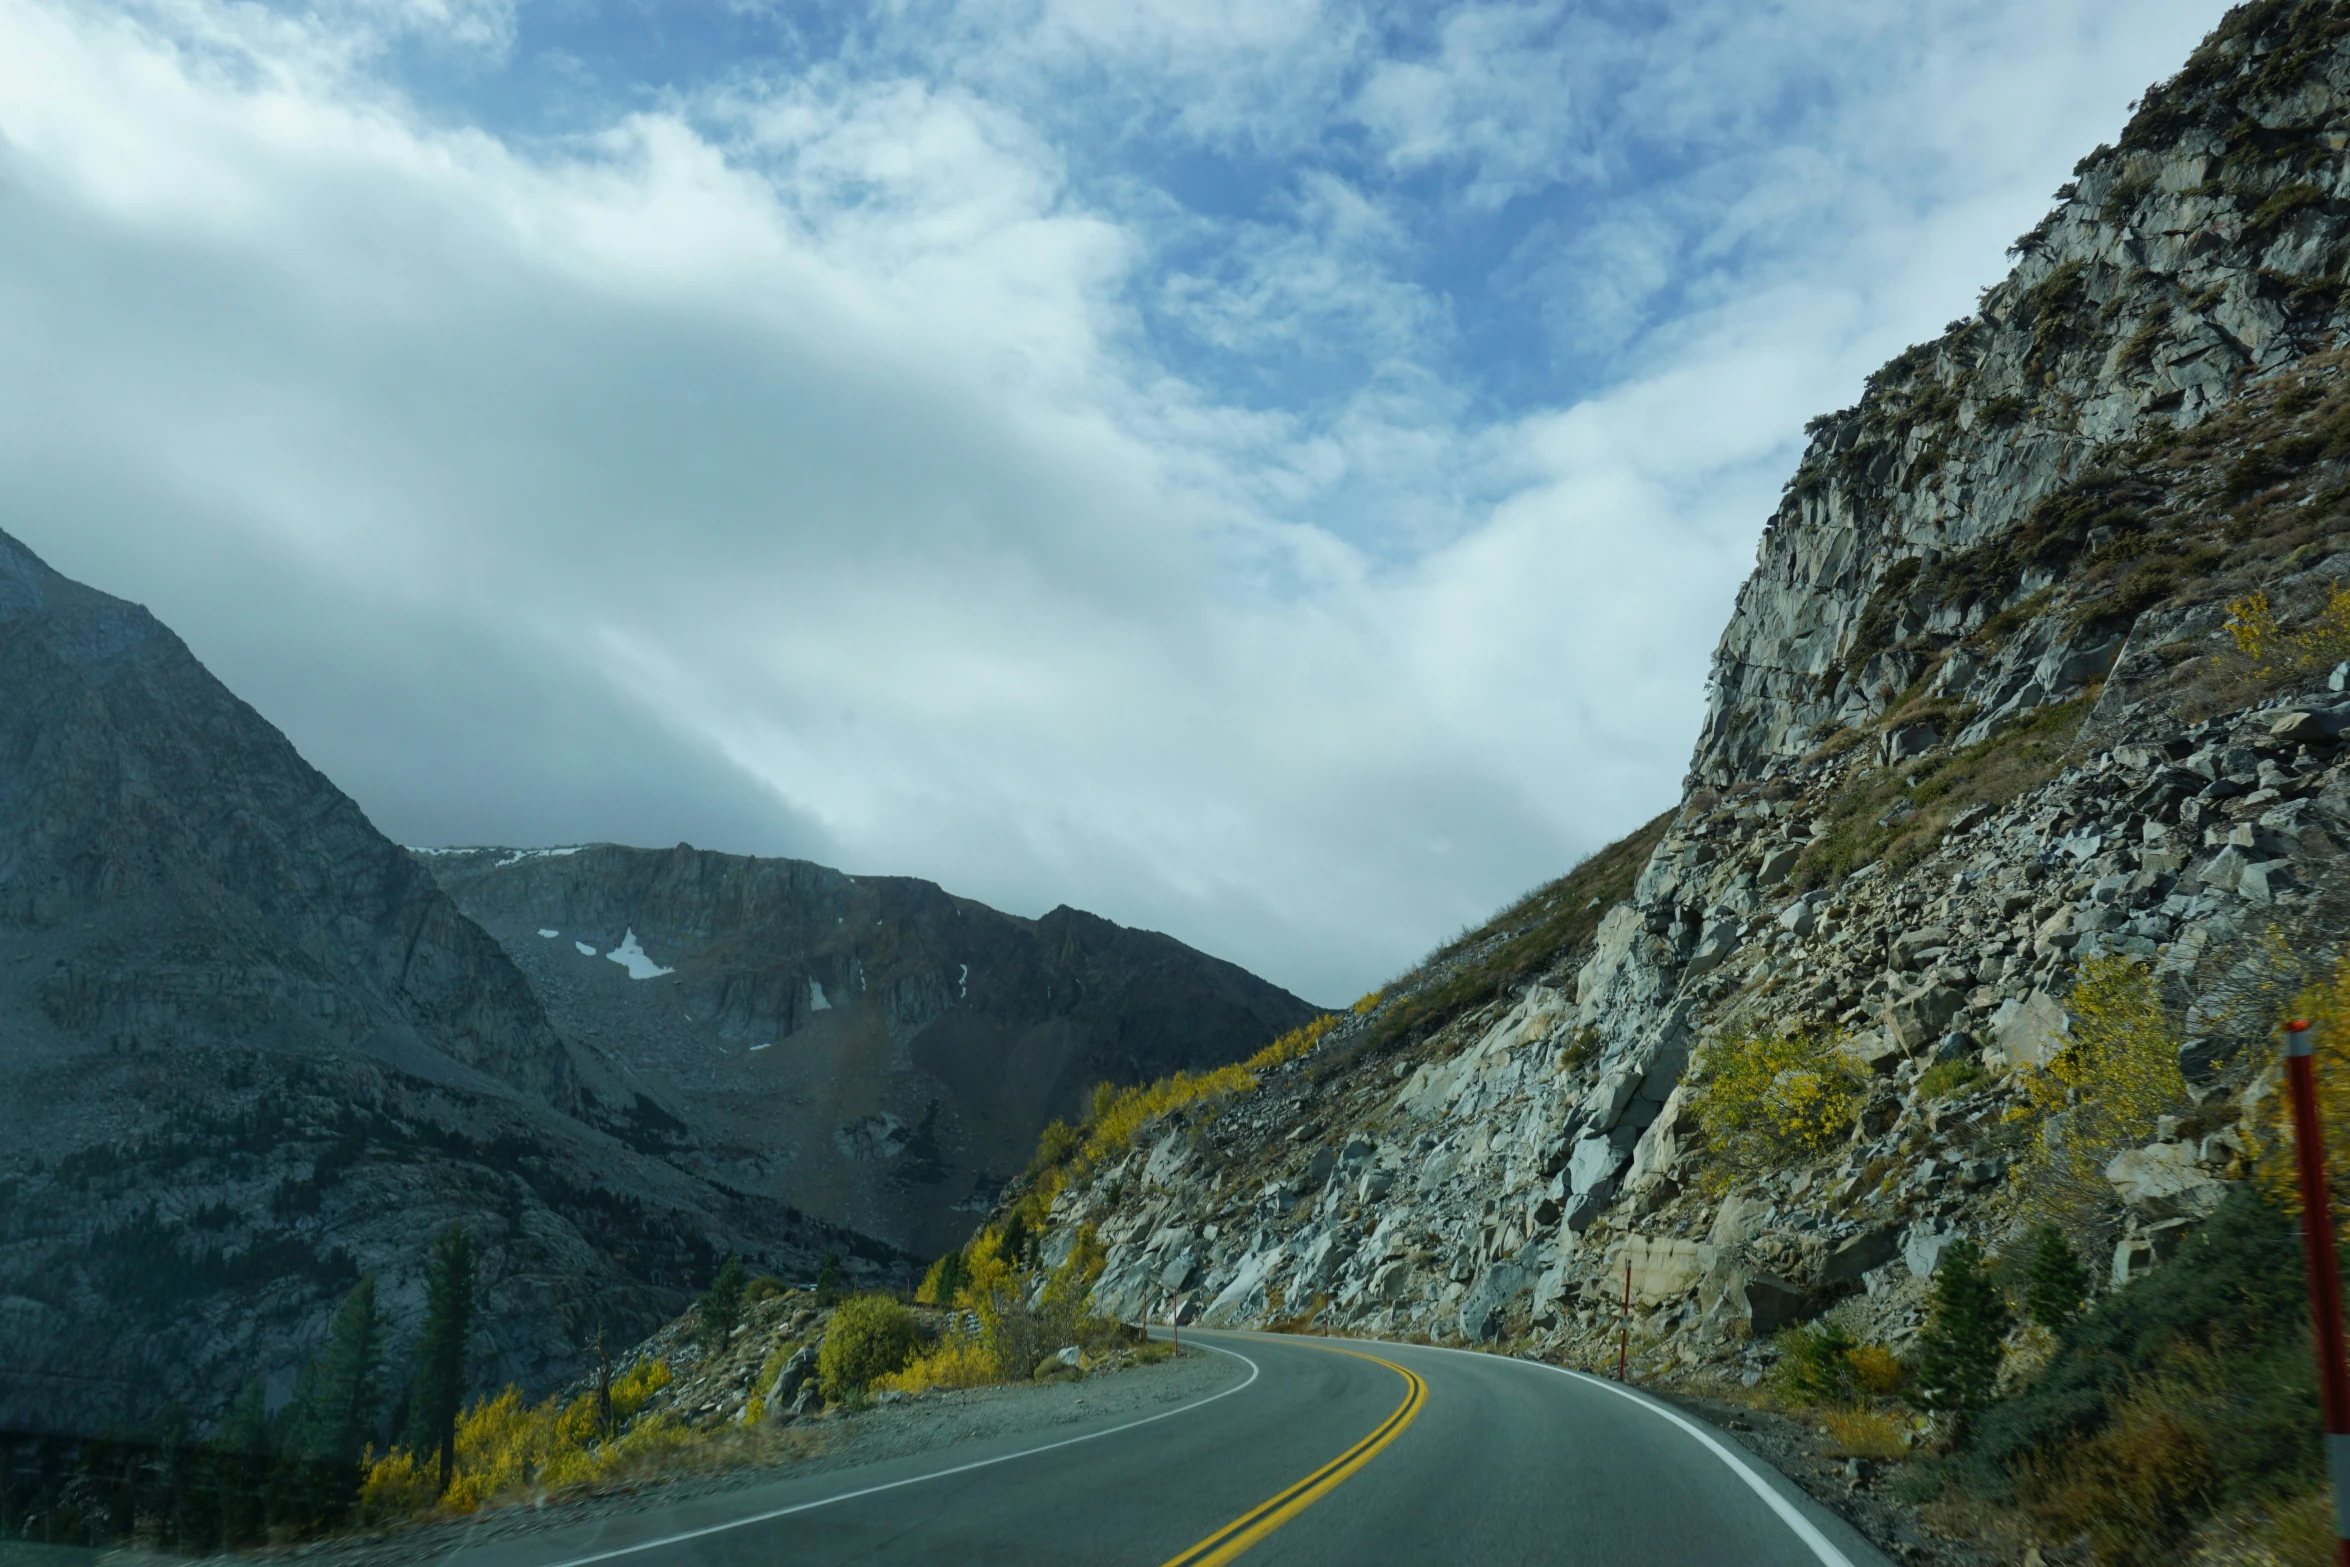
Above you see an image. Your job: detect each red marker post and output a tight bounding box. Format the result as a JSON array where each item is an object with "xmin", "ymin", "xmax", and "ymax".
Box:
[
  {"xmin": 2283, "ymin": 1018, "xmax": 2350, "ymax": 1567},
  {"xmin": 1617, "ymin": 1256, "xmax": 1632, "ymax": 1382}
]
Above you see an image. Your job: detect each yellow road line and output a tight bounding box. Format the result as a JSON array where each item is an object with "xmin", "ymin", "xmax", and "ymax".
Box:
[{"xmin": 1156, "ymin": 1341, "xmax": 1426, "ymax": 1567}]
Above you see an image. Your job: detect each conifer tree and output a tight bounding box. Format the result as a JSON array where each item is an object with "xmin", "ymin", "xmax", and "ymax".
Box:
[
  {"xmin": 283, "ymin": 1276, "xmax": 384, "ymax": 1467},
  {"xmin": 698, "ymin": 1256, "xmax": 745, "ymax": 1351},
  {"xmin": 214, "ymin": 1380, "xmax": 271, "ymax": 1456},
  {"xmin": 814, "ymin": 1252, "xmax": 842, "ymax": 1305},
  {"xmin": 406, "ymin": 1226, "xmax": 475, "ymax": 1494},
  {"xmin": 1914, "ymin": 1236, "xmax": 2011, "ymax": 1417},
  {"xmin": 933, "ymin": 1249, "xmax": 969, "ymax": 1307},
  {"xmin": 2024, "ymin": 1224, "xmax": 2090, "ymax": 1333}
]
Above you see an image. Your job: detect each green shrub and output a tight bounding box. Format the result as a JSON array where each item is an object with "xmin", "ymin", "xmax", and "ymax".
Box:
[
  {"xmin": 818, "ymin": 1296, "xmax": 923, "ymax": 1400},
  {"xmin": 1918, "ymin": 1058, "xmax": 1984, "ymax": 1100},
  {"xmin": 1960, "ymin": 1185, "xmax": 2321, "ymax": 1517}
]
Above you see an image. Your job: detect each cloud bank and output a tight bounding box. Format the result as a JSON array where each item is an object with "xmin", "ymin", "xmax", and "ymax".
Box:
[{"xmin": 0, "ymin": 0, "xmax": 2227, "ymax": 1000}]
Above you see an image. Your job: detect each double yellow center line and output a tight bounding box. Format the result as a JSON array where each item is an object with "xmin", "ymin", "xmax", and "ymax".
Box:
[{"xmin": 1156, "ymin": 1344, "xmax": 1427, "ymax": 1567}]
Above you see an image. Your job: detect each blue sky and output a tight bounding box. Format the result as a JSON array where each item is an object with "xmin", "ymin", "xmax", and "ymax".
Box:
[{"xmin": 0, "ymin": 0, "xmax": 2229, "ymax": 1001}]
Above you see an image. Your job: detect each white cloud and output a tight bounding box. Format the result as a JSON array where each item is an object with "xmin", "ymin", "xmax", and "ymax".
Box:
[{"xmin": 0, "ymin": 0, "xmax": 2232, "ymax": 1002}]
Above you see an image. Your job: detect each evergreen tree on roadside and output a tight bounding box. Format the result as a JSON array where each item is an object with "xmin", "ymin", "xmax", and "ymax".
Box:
[
  {"xmin": 405, "ymin": 1226, "xmax": 475, "ymax": 1494},
  {"xmin": 814, "ymin": 1252, "xmax": 842, "ymax": 1305},
  {"xmin": 214, "ymin": 1380, "xmax": 271, "ymax": 1456},
  {"xmin": 698, "ymin": 1256, "xmax": 745, "ymax": 1352},
  {"xmin": 283, "ymin": 1276, "xmax": 385, "ymax": 1467},
  {"xmin": 2024, "ymin": 1225, "xmax": 2091, "ymax": 1334},
  {"xmin": 1915, "ymin": 1236, "xmax": 2012, "ymax": 1418},
  {"xmin": 933, "ymin": 1249, "xmax": 969, "ymax": 1307}
]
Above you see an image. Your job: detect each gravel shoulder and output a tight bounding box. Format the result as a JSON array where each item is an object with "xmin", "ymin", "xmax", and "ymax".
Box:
[
  {"xmin": 270, "ymin": 1348, "xmax": 1245, "ymax": 1567},
  {"xmin": 1650, "ymin": 1388, "xmax": 2003, "ymax": 1567}
]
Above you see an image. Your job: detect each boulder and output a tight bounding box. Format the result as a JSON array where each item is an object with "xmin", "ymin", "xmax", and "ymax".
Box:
[
  {"xmin": 1568, "ymin": 1134, "xmax": 1628, "ymax": 1196},
  {"xmin": 1842, "ymin": 1029, "xmax": 1903, "ymax": 1075},
  {"xmin": 1893, "ymin": 926, "xmax": 1954, "ymax": 965},
  {"xmin": 1561, "ymin": 1192, "xmax": 1608, "ymax": 1233},
  {"xmin": 1903, "ymin": 1224, "xmax": 1963, "ymax": 1279},
  {"xmin": 2239, "ymin": 859, "xmax": 2295, "ymax": 906},
  {"xmin": 1821, "ymin": 1226, "xmax": 1902, "ymax": 1284},
  {"xmin": 1757, "ymin": 845, "xmax": 1802, "ymax": 887},
  {"xmin": 1581, "ymin": 1068, "xmax": 1642, "ymax": 1133},
  {"xmin": 1882, "ymin": 723, "xmax": 1939, "ymax": 765},
  {"xmin": 1618, "ymin": 1234, "xmax": 1706, "ymax": 1304},
  {"xmin": 1986, "ymin": 989, "xmax": 2069, "ymax": 1070},
  {"xmin": 763, "ymin": 1343, "xmax": 821, "ymax": 1419},
  {"xmin": 2104, "ymin": 1142, "xmax": 2225, "ymax": 1220},
  {"xmin": 1884, "ymin": 982, "xmax": 1963, "ymax": 1054},
  {"xmin": 2112, "ymin": 1219, "xmax": 2196, "ymax": 1287},
  {"xmin": 1710, "ymin": 1193, "xmax": 1771, "ymax": 1247},
  {"xmin": 1459, "ymin": 1260, "xmax": 1533, "ymax": 1341},
  {"xmin": 1699, "ymin": 1259, "xmax": 1812, "ymax": 1336}
]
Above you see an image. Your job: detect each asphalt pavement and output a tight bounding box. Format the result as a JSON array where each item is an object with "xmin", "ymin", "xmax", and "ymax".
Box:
[{"xmin": 441, "ymin": 1329, "xmax": 1893, "ymax": 1567}]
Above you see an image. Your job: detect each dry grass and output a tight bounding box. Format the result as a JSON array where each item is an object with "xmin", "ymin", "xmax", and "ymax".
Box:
[
  {"xmin": 1820, "ymin": 1407, "xmax": 1910, "ymax": 1461},
  {"xmin": 1792, "ymin": 694, "xmax": 2094, "ymax": 889}
]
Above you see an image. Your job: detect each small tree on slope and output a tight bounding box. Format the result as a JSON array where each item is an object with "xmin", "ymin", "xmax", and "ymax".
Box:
[
  {"xmin": 2025, "ymin": 1225, "xmax": 2091, "ymax": 1335},
  {"xmin": 1915, "ymin": 1236, "xmax": 2011, "ymax": 1421},
  {"xmin": 406, "ymin": 1227, "xmax": 475, "ymax": 1495}
]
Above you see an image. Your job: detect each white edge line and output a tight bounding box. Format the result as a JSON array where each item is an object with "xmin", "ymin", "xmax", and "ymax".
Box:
[
  {"xmin": 1199, "ymin": 1330, "xmax": 1859, "ymax": 1567},
  {"xmin": 528, "ymin": 1343, "xmax": 1262, "ymax": 1567},
  {"xmin": 1547, "ymin": 1367, "xmax": 1861, "ymax": 1567}
]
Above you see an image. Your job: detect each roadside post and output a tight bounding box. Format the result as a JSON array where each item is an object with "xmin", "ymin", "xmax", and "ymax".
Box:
[
  {"xmin": 1617, "ymin": 1256, "xmax": 1631, "ymax": 1382},
  {"xmin": 2283, "ymin": 1018, "xmax": 2350, "ymax": 1567}
]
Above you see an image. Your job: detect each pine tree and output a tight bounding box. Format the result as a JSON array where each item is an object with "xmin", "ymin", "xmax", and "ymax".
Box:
[
  {"xmin": 283, "ymin": 1276, "xmax": 384, "ymax": 1467},
  {"xmin": 1914, "ymin": 1236, "xmax": 2012, "ymax": 1416},
  {"xmin": 2025, "ymin": 1225, "xmax": 2090, "ymax": 1333},
  {"xmin": 933, "ymin": 1249, "xmax": 969, "ymax": 1307},
  {"xmin": 214, "ymin": 1380, "xmax": 271, "ymax": 1456},
  {"xmin": 814, "ymin": 1252, "xmax": 842, "ymax": 1306},
  {"xmin": 698, "ymin": 1256, "xmax": 745, "ymax": 1351},
  {"xmin": 406, "ymin": 1226, "xmax": 475, "ymax": 1494}
]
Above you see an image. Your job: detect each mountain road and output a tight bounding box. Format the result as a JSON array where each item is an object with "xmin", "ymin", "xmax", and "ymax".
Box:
[{"xmin": 447, "ymin": 1330, "xmax": 1892, "ymax": 1567}]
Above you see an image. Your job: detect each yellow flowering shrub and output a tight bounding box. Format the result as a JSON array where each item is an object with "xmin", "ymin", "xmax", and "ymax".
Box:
[
  {"xmin": 1689, "ymin": 1024, "xmax": 1866, "ymax": 1184},
  {"xmin": 1246, "ymin": 1013, "xmax": 1337, "ymax": 1072},
  {"xmin": 2226, "ymin": 584, "xmax": 2350, "ymax": 678},
  {"xmin": 2249, "ymin": 951, "xmax": 2350, "ymax": 1242},
  {"xmin": 354, "ymin": 1355, "xmax": 680, "ymax": 1522},
  {"xmin": 2010, "ymin": 956, "xmax": 2187, "ymax": 1225},
  {"xmin": 356, "ymin": 1446, "xmax": 437, "ymax": 1522}
]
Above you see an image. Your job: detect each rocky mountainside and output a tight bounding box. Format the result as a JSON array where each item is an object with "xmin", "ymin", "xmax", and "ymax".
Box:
[
  {"xmin": 0, "ymin": 530, "xmax": 889, "ymax": 1437},
  {"xmin": 422, "ymin": 846, "xmax": 1324, "ymax": 1258},
  {"xmin": 1003, "ymin": 1, "xmax": 2350, "ymax": 1541}
]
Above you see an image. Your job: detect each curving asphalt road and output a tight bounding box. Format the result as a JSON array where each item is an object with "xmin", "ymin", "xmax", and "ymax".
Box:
[{"xmin": 445, "ymin": 1330, "xmax": 1893, "ymax": 1567}]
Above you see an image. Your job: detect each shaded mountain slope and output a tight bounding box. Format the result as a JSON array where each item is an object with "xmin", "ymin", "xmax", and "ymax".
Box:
[
  {"xmin": 0, "ymin": 530, "xmax": 891, "ymax": 1436},
  {"xmin": 423, "ymin": 844, "xmax": 1324, "ymax": 1257}
]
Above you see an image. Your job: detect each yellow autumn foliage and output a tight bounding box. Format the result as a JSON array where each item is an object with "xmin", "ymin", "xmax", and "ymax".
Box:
[
  {"xmin": 2010, "ymin": 956, "xmax": 2187, "ymax": 1226},
  {"xmin": 1080, "ymin": 1063, "xmax": 1257, "ymax": 1166},
  {"xmin": 1689, "ymin": 1023, "xmax": 1866, "ymax": 1184},
  {"xmin": 357, "ymin": 1357, "xmax": 677, "ymax": 1520},
  {"xmin": 1246, "ymin": 1013, "xmax": 1337, "ymax": 1072},
  {"xmin": 2249, "ymin": 950, "xmax": 2350, "ymax": 1242},
  {"xmin": 2225, "ymin": 584, "xmax": 2350, "ymax": 678}
]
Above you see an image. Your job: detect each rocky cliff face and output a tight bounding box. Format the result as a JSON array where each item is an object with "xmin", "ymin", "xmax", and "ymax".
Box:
[
  {"xmin": 1009, "ymin": 0, "xmax": 2350, "ymax": 1395},
  {"xmin": 423, "ymin": 845, "xmax": 1323, "ymax": 1258},
  {"xmin": 0, "ymin": 531, "xmax": 889, "ymax": 1436}
]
